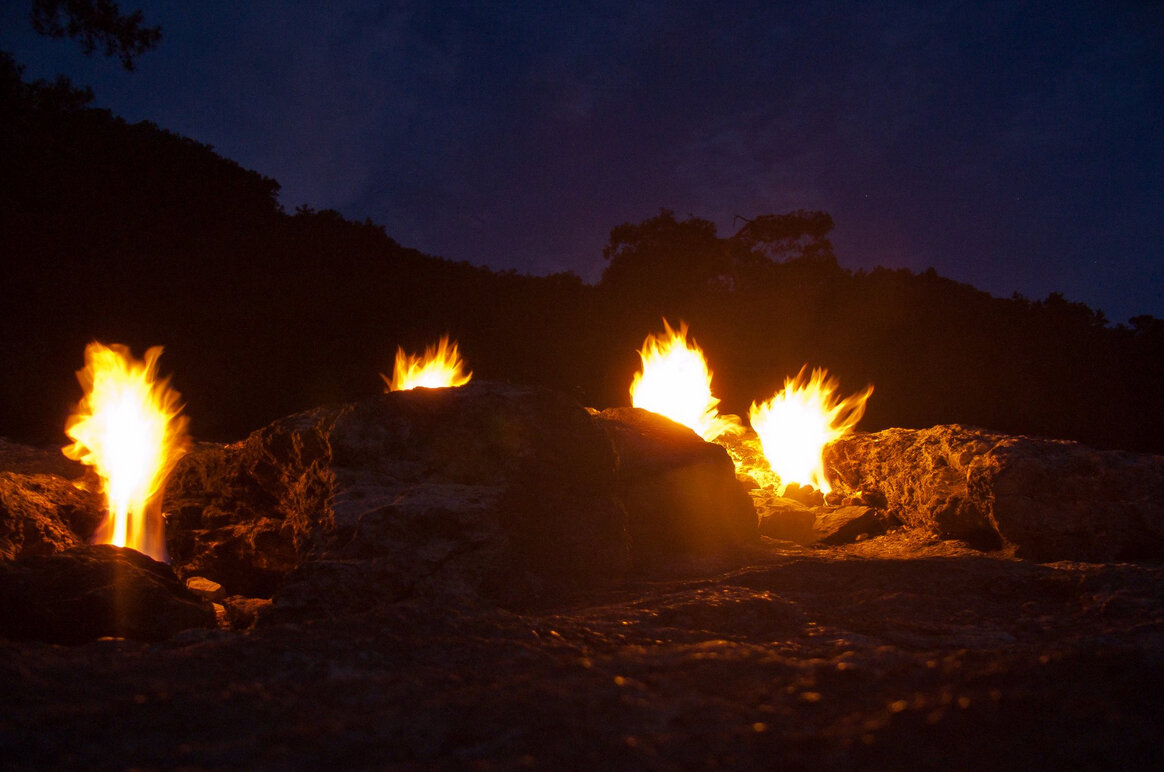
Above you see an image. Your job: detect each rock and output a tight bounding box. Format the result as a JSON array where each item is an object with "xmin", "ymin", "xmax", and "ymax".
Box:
[
  {"xmin": 782, "ymin": 482, "xmax": 825, "ymax": 507},
  {"xmin": 593, "ymin": 407, "xmax": 757, "ymax": 561},
  {"xmin": 0, "ymin": 544, "xmax": 216, "ymax": 644},
  {"xmin": 826, "ymin": 425, "xmax": 1164, "ymax": 560},
  {"xmin": 754, "ymin": 498, "xmax": 892, "ymax": 547},
  {"xmin": 825, "ymin": 426, "xmax": 1000, "ymax": 546},
  {"xmin": 0, "ymin": 471, "xmax": 103, "ymax": 560},
  {"xmin": 4, "ymin": 540, "xmax": 1162, "ymax": 770},
  {"xmin": 166, "ymin": 382, "xmax": 630, "ymax": 610},
  {"xmin": 185, "ymin": 575, "xmax": 225, "ymax": 601},
  {"xmin": 220, "ymin": 595, "xmax": 272, "ymax": 629},
  {"xmin": 982, "ymin": 436, "xmax": 1164, "ymax": 561},
  {"xmin": 813, "ymin": 505, "xmax": 892, "ymax": 545},
  {"xmin": 754, "ymin": 494, "xmax": 816, "ymax": 544}
]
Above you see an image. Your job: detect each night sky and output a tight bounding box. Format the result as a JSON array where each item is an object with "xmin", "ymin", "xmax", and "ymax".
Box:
[{"xmin": 3, "ymin": 0, "xmax": 1161, "ymax": 323}]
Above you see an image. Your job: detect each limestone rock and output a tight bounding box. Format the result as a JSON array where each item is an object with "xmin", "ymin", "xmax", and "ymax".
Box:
[
  {"xmin": 0, "ymin": 471, "xmax": 103, "ymax": 560},
  {"xmin": 813, "ymin": 505, "xmax": 892, "ymax": 545},
  {"xmin": 826, "ymin": 425, "xmax": 1164, "ymax": 560},
  {"xmin": 593, "ymin": 407, "xmax": 757, "ymax": 561},
  {"xmin": 0, "ymin": 544, "xmax": 216, "ymax": 644},
  {"xmin": 782, "ymin": 483, "xmax": 825, "ymax": 508},
  {"xmin": 754, "ymin": 496, "xmax": 892, "ymax": 546},
  {"xmin": 980, "ymin": 436, "xmax": 1164, "ymax": 560},
  {"xmin": 185, "ymin": 575, "xmax": 225, "ymax": 601},
  {"xmin": 754, "ymin": 494, "xmax": 816, "ymax": 544},
  {"xmin": 220, "ymin": 595, "xmax": 272, "ymax": 630},
  {"xmin": 166, "ymin": 382, "xmax": 630, "ymax": 609}
]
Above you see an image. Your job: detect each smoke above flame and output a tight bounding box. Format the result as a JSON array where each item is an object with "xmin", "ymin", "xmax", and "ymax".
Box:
[
  {"xmin": 383, "ymin": 335, "xmax": 472, "ymax": 391},
  {"xmin": 630, "ymin": 320, "xmax": 742, "ymax": 442},
  {"xmin": 62, "ymin": 343, "xmax": 189, "ymax": 562},
  {"xmin": 749, "ymin": 366, "xmax": 873, "ymax": 495}
]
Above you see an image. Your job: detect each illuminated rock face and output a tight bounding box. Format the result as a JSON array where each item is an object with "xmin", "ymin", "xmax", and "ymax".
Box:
[
  {"xmin": 0, "ymin": 471, "xmax": 101, "ymax": 560},
  {"xmin": 826, "ymin": 425, "xmax": 1164, "ymax": 560}
]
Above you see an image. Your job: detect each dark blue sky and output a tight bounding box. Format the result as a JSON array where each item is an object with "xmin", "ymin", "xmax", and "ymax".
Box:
[{"xmin": 3, "ymin": 0, "xmax": 1161, "ymax": 322}]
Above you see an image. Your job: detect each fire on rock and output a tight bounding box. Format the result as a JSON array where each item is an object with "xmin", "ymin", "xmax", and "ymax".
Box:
[{"xmin": 1, "ymin": 325, "xmax": 1163, "ymax": 648}]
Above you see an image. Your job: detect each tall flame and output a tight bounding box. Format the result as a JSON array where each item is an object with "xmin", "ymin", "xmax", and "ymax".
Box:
[
  {"xmin": 62, "ymin": 343, "xmax": 189, "ymax": 562},
  {"xmin": 749, "ymin": 366, "xmax": 872, "ymax": 495},
  {"xmin": 382, "ymin": 335, "xmax": 472, "ymax": 391},
  {"xmin": 630, "ymin": 320, "xmax": 742, "ymax": 441}
]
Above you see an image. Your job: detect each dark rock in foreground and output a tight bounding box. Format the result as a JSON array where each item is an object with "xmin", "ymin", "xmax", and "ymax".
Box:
[
  {"xmin": 826, "ymin": 424, "xmax": 1164, "ymax": 560},
  {"xmin": 2, "ymin": 418, "xmax": 1163, "ymax": 767},
  {"xmin": 2, "ymin": 383, "xmax": 761, "ymax": 626},
  {"xmin": 0, "ymin": 544, "xmax": 215, "ymax": 644},
  {"xmin": 167, "ymin": 382, "xmax": 630, "ymax": 610},
  {"xmin": 593, "ymin": 407, "xmax": 757, "ymax": 562},
  {"xmin": 165, "ymin": 383, "xmax": 758, "ymax": 613},
  {"xmin": 1, "ymin": 538, "xmax": 1160, "ymax": 769}
]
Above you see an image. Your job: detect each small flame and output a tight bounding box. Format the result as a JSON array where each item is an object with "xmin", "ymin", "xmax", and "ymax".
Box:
[
  {"xmin": 62, "ymin": 343, "xmax": 189, "ymax": 562},
  {"xmin": 630, "ymin": 320, "xmax": 742, "ymax": 441},
  {"xmin": 382, "ymin": 335, "xmax": 472, "ymax": 391},
  {"xmin": 749, "ymin": 366, "xmax": 872, "ymax": 495}
]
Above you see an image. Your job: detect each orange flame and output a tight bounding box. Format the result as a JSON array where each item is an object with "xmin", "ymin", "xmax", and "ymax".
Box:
[
  {"xmin": 630, "ymin": 320, "xmax": 742, "ymax": 441},
  {"xmin": 749, "ymin": 366, "xmax": 872, "ymax": 495},
  {"xmin": 382, "ymin": 335, "xmax": 472, "ymax": 391},
  {"xmin": 62, "ymin": 343, "xmax": 189, "ymax": 562}
]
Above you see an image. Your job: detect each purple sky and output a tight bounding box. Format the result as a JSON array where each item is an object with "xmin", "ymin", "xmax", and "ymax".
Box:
[{"xmin": 3, "ymin": 0, "xmax": 1161, "ymax": 322}]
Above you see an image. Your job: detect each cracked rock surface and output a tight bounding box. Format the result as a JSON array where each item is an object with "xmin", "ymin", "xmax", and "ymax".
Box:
[{"xmin": 826, "ymin": 424, "xmax": 1164, "ymax": 560}]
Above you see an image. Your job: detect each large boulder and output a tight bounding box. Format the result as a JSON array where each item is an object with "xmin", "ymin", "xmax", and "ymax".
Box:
[
  {"xmin": 165, "ymin": 382, "xmax": 631, "ymax": 609},
  {"xmin": 826, "ymin": 425, "xmax": 1164, "ymax": 560},
  {"xmin": 592, "ymin": 407, "xmax": 757, "ymax": 562}
]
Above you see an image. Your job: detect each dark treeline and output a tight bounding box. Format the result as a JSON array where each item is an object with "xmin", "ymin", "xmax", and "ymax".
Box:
[{"xmin": 3, "ymin": 56, "xmax": 1162, "ymax": 453}]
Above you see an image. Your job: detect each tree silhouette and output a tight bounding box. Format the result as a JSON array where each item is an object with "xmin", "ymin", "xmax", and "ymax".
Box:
[
  {"xmin": 600, "ymin": 209, "xmax": 730, "ymax": 308},
  {"xmin": 3, "ymin": 52, "xmax": 1163, "ymax": 454},
  {"xmin": 730, "ymin": 210, "xmax": 835, "ymax": 264},
  {"xmin": 29, "ymin": 0, "xmax": 161, "ymax": 70},
  {"xmin": 1, "ymin": 50, "xmax": 94, "ymax": 110}
]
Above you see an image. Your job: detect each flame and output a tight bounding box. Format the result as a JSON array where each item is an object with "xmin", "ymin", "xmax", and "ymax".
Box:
[
  {"xmin": 630, "ymin": 320, "xmax": 742, "ymax": 441},
  {"xmin": 749, "ymin": 366, "xmax": 872, "ymax": 495},
  {"xmin": 382, "ymin": 335, "xmax": 472, "ymax": 391},
  {"xmin": 62, "ymin": 343, "xmax": 189, "ymax": 562}
]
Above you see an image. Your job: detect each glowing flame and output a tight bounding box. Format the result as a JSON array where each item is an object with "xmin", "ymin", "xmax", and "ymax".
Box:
[
  {"xmin": 630, "ymin": 320, "xmax": 742, "ymax": 441},
  {"xmin": 382, "ymin": 335, "xmax": 472, "ymax": 391},
  {"xmin": 749, "ymin": 366, "xmax": 872, "ymax": 495},
  {"xmin": 62, "ymin": 343, "xmax": 189, "ymax": 562}
]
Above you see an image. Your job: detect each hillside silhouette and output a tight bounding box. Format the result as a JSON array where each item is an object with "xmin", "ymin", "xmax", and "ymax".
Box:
[{"xmin": 3, "ymin": 57, "xmax": 1162, "ymax": 453}]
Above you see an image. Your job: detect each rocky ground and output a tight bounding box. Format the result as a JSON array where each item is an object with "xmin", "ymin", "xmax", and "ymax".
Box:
[
  {"xmin": 4, "ymin": 538, "xmax": 1162, "ymax": 770},
  {"xmin": 2, "ymin": 384, "xmax": 1162, "ymax": 770}
]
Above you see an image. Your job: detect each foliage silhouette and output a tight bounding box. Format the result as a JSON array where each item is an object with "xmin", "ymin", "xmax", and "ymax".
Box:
[
  {"xmin": 594, "ymin": 207, "xmax": 1164, "ymax": 453},
  {"xmin": 29, "ymin": 0, "xmax": 161, "ymax": 70},
  {"xmin": 1, "ymin": 62, "xmax": 1161, "ymax": 453}
]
